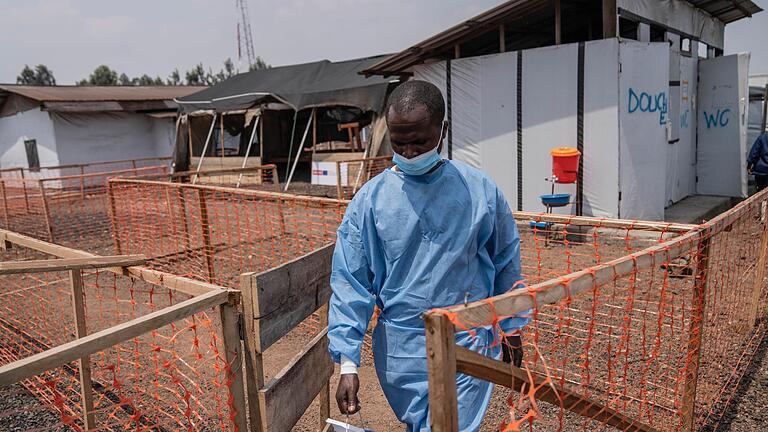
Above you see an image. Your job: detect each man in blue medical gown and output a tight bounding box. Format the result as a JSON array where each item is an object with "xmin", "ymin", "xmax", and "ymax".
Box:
[{"xmin": 327, "ymin": 80, "xmax": 529, "ymax": 431}]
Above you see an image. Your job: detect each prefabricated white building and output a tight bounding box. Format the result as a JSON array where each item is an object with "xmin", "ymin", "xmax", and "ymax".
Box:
[
  {"xmin": 362, "ymin": 0, "xmax": 760, "ymax": 220},
  {"xmin": 0, "ymin": 85, "xmax": 204, "ymax": 169}
]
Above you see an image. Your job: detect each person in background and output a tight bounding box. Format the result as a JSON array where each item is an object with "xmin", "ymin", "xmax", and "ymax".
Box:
[
  {"xmin": 747, "ymin": 132, "xmax": 768, "ymax": 192},
  {"xmin": 327, "ymin": 80, "xmax": 529, "ymax": 431}
]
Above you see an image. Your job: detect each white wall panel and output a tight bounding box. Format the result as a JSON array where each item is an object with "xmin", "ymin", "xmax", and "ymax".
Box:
[
  {"xmin": 450, "ymin": 57, "xmax": 482, "ymax": 168},
  {"xmin": 696, "ymin": 53, "xmax": 749, "ymax": 197},
  {"xmin": 52, "ymin": 112, "xmax": 166, "ymax": 165},
  {"xmin": 675, "ymin": 55, "xmax": 698, "ymax": 202},
  {"xmin": 619, "ymin": 41, "xmax": 669, "ymax": 220},
  {"xmin": 583, "ymin": 39, "xmax": 620, "ymax": 218},
  {"xmin": 478, "ymin": 52, "xmax": 518, "ymax": 207},
  {"xmin": 413, "ymin": 62, "xmax": 449, "ymax": 158},
  {"xmin": 0, "ymin": 109, "xmax": 59, "ymax": 169},
  {"xmin": 151, "ymin": 118, "xmax": 175, "ymax": 158},
  {"xmin": 522, "ymin": 43, "xmax": 579, "ymax": 214}
]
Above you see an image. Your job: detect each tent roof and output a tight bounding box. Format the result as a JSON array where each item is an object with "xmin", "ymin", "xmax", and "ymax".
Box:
[
  {"xmin": 0, "ymin": 85, "xmax": 205, "ymax": 102},
  {"xmin": 361, "ymin": 0, "xmax": 762, "ymax": 77},
  {"xmin": 176, "ymin": 56, "xmax": 394, "ymax": 113},
  {"xmin": 0, "ymin": 85, "xmax": 207, "ymax": 117}
]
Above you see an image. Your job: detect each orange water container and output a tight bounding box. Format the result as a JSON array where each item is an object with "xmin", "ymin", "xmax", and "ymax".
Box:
[{"xmin": 550, "ymin": 147, "xmax": 581, "ymax": 184}]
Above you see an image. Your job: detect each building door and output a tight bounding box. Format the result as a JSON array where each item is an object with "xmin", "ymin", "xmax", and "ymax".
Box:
[
  {"xmin": 24, "ymin": 139, "xmax": 40, "ymax": 171},
  {"xmin": 696, "ymin": 53, "xmax": 750, "ymax": 197}
]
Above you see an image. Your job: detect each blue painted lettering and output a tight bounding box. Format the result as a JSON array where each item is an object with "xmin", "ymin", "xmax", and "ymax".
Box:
[
  {"xmin": 628, "ymin": 88, "xmax": 668, "ymax": 125},
  {"xmin": 703, "ymin": 108, "xmax": 731, "ymax": 129}
]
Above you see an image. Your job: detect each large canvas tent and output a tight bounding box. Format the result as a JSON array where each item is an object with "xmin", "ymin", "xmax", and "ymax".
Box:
[{"xmin": 173, "ymin": 56, "xmax": 397, "ymax": 184}]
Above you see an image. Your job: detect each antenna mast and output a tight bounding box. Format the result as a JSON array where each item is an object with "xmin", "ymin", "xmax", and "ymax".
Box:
[{"xmin": 236, "ymin": 0, "xmax": 256, "ymax": 68}]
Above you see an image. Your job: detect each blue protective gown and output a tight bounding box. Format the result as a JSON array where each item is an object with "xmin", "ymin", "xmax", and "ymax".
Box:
[{"xmin": 328, "ymin": 160, "xmax": 530, "ymax": 431}]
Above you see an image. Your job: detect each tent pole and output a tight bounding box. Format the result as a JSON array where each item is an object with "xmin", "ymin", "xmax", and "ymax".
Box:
[
  {"xmin": 172, "ymin": 114, "xmax": 183, "ymax": 173},
  {"xmin": 187, "ymin": 116, "xmax": 194, "ymax": 175},
  {"xmin": 285, "ymin": 111, "xmax": 299, "ymax": 179},
  {"xmin": 220, "ymin": 113, "xmax": 225, "ymax": 160},
  {"xmin": 762, "ymin": 84, "xmax": 768, "ymax": 133},
  {"xmin": 193, "ymin": 113, "xmax": 217, "ymax": 185},
  {"xmin": 284, "ymin": 108, "xmax": 315, "ymax": 192},
  {"xmin": 351, "ymin": 141, "xmax": 370, "ymax": 195},
  {"xmin": 236, "ymin": 115, "xmax": 261, "ymax": 188}
]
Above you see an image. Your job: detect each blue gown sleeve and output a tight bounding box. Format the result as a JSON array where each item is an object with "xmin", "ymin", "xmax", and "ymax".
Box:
[
  {"xmin": 747, "ymin": 137, "xmax": 762, "ymax": 167},
  {"xmin": 327, "ymin": 200, "xmax": 376, "ymax": 367},
  {"xmin": 488, "ymin": 187, "xmax": 531, "ymax": 334}
]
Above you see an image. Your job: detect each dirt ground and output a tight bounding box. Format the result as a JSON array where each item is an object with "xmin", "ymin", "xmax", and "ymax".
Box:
[
  {"xmin": 2, "ymin": 181, "xmax": 767, "ymax": 431},
  {"xmin": 706, "ymin": 330, "xmax": 768, "ymax": 432}
]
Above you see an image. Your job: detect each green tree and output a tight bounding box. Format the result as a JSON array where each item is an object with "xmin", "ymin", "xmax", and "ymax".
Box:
[
  {"xmin": 80, "ymin": 65, "xmax": 119, "ymax": 85},
  {"xmin": 185, "ymin": 63, "xmax": 210, "ymax": 85},
  {"xmin": 135, "ymin": 74, "xmax": 156, "ymax": 86},
  {"xmin": 167, "ymin": 69, "xmax": 181, "ymax": 86},
  {"xmin": 16, "ymin": 64, "xmax": 56, "ymax": 85},
  {"xmin": 118, "ymin": 73, "xmax": 133, "ymax": 85},
  {"xmin": 249, "ymin": 56, "xmax": 270, "ymax": 71}
]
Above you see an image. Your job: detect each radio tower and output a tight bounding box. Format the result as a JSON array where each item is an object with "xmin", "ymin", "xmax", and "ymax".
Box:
[{"xmin": 236, "ymin": 0, "xmax": 256, "ymax": 69}]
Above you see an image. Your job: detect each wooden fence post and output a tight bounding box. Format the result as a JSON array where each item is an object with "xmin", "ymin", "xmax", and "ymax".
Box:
[
  {"xmin": 271, "ymin": 166, "xmax": 280, "ymax": 193},
  {"xmin": 20, "ymin": 169, "xmax": 29, "ymax": 213},
  {"xmin": 197, "ymin": 189, "xmax": 215, "ymax": 284},
  {"xmin": 70, "ymin": 269, "xmax": 96, "ymax": 430},
  {"xmin": 425, "ymin": 313, "xmax": 459, "ymax": 432},
  {"xmin": 39, "ymin": 180, "xmax": 54, "ymax": 242},
  {"xmin": 176, "ymin": 188, "xmax": 191, "ymax": 250},
  {"xmin": 750, "ymin": 201, "xmax": 768, "ymax": 327},
  {"xmin": 0, "ymin": 180, "xmax": 9, "ymax": 229},
  {"xmin": 681, "ymin": 231, "xmax": 711, "ymax": 431},
  {"xmin": 106, "ymin": 182, "xmax": 122, "ymax": 254},
  {"xmin": 219, "ymin": 298, "xmax": 248, "ymax": 432},
  {"xmin": 318, "ymin": 303, "xmax": 331, "ymax": 428},
  {"xmin": 239, "ymin": 274, "xmax": 264, "ymax": 431},
  {"xmin": 336, "ymin": 161, "xmax": 343, "ymax": 200},
  {"xmin": 79, "ymin": 166, "xmax": 85, "ymax": 200}
]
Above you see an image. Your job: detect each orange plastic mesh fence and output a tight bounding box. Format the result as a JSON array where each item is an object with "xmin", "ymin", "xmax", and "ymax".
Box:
[
  {"xmin": 0, "ymin": 243, "xmax": 240, "ymax": 431},
  {"xmin": 108, "ymin": 178, "xmax": 347, "ymax": 288},
  {"xmin": 0, "ymin": 165, "xmax": 168, "ymax": 253},
  {"xmin": 128, "ymin": 164, "xmax": 281, "ymax": 193},
  {"xmin": 0, "ymin": 157, "xmax": 171, "ymax": 181},
  {"xmin": 428, "ymin": 190, "xmax": 768, "ymax": 431},
  {"xmin": 335, "ymin": 156, "xmax": 394, "ymax": 199},
  {"xmin": 107, "ymin": 177, "xmax": 687, "ymax": 291}
]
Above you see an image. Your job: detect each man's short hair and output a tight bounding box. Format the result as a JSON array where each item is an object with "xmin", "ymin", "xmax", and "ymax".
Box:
[{"xmin": 386, "ymin": 80, "xmax": 445, "ymax": 125}]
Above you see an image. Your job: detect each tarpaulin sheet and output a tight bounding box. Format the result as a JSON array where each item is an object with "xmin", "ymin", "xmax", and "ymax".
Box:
[
  {"xmin": 521, "ymin": 44, "xmax": 579, "ymax": 215},
  {"xmin": 696, "ymin": 53, "xmax": 750, "ymax": 197},
  {"xmin": 177, "ymin": 56, "xmax": 392, "ymax": 113},
  {"xmin": 619, "ymin": 41, "xmax": 669, "ymax": 220},
  {"xmin": 583, "ymin": 39, "xmax": 620, "ymax": 218},
  {"xmin": 618, "ymin": 0, "xmax": 725, "ymax": 48}
]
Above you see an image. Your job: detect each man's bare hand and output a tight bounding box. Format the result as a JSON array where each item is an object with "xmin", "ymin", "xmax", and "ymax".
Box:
[
  {"xmin": 336, "ymin": 374, "xmax": 361, "ymax": 415},
  {"xmin": 502, "ymin": 335, "xmax": 523, "ymax": 368}
]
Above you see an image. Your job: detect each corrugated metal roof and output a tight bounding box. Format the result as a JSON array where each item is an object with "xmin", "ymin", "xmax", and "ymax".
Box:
[
  {"xmin": 687, "ymin": 0, "xmax": 762, "ymax": 23},
  {"xmin": 362, "ymin": 0, "xmax": 551, "ymax": 77},
  {"xmin": 0, "ymin": 85, "xmax": 206, "ymax": 103},
  {"xmin": 361, "ymin": 0, "xmax": 761, "ymax": 77}
]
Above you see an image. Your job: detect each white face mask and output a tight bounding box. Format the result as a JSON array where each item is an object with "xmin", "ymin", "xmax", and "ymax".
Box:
[{"xmin": 391, "ymin": 123, "xmax": 445, "ymax": 175}]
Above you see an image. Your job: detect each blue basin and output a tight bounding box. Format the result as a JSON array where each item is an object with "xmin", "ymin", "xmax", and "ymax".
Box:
[
  {"xmin": 529, "ymin": 221, "xmax": 551, "ymax": 230},
  {"xmin": 540, "ymin": 193, "xmax": 571, "ymax": 207}
]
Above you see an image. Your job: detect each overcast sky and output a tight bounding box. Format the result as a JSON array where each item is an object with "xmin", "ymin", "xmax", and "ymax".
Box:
[{"xmin": 1, "ymin": 0, "xmax": 766, "ymax": 85}]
